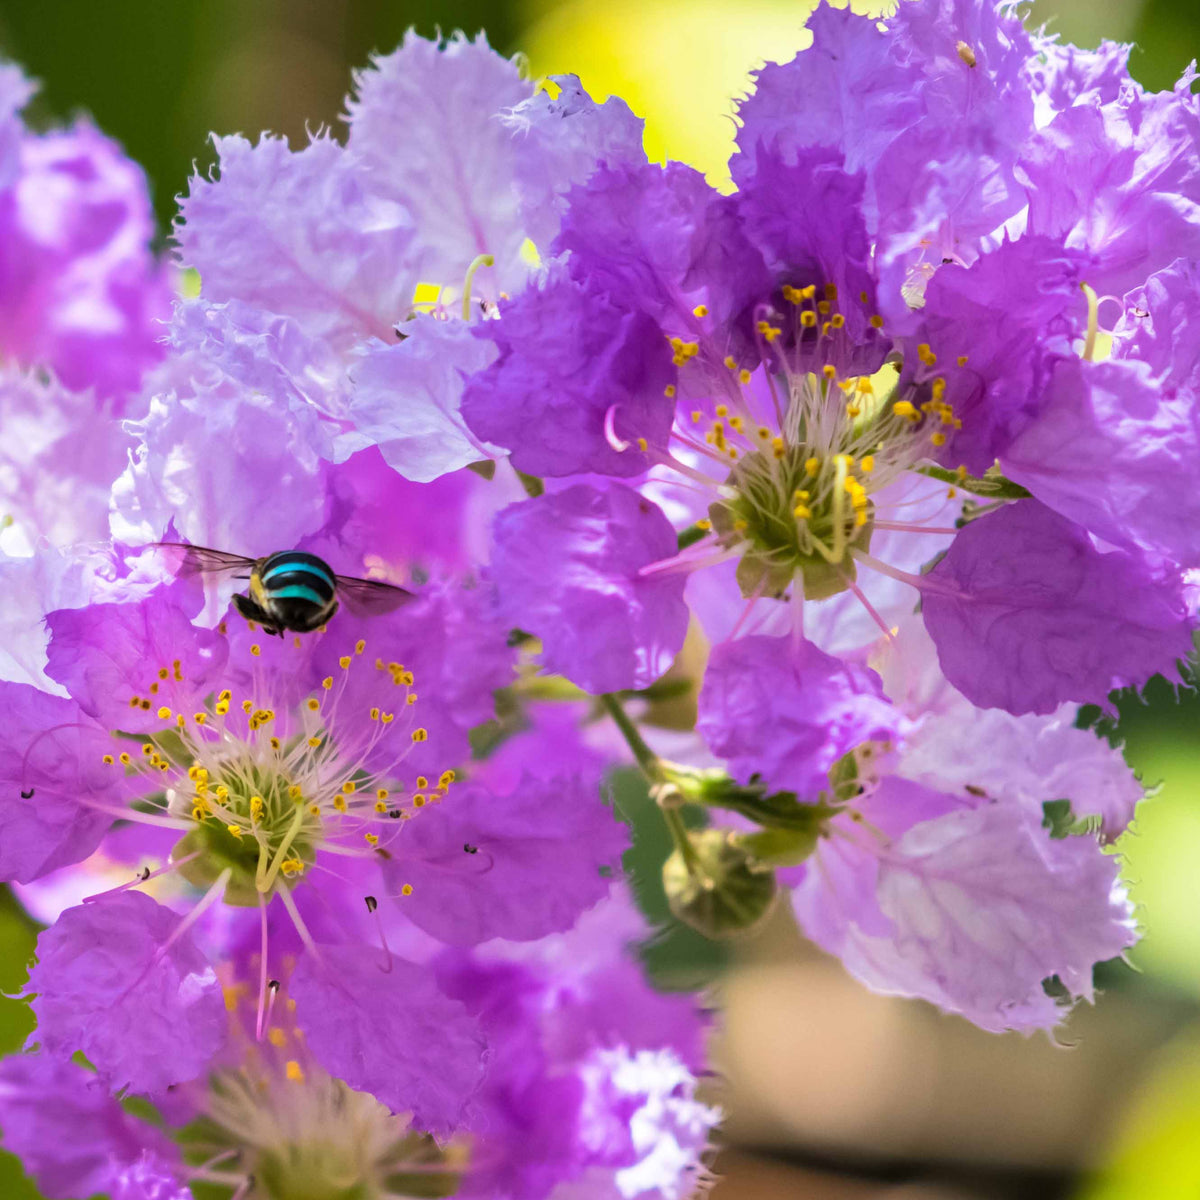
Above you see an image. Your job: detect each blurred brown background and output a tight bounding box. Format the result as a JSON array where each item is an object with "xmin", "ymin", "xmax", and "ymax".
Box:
[{"xmin": 2, "ymin": 0, "xmax": 1200, "ymax": 1196}]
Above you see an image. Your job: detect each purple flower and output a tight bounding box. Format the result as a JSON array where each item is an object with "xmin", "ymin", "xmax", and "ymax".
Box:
[
  {"xmin": 0, "ymin": 84, "xmax": 170, "ymax": 400},
  {"xmin": 923, "ymin": 500, "xmax": 1193, "ymax": 714},
  {"xmin": 0, "ymin": 1054, "xmax": 183, "ymax": 1200},
  {"xmin": 790, "ymin": 775, "xmax": 1137, "ymax": 1032},
  {"xmin": 697, "ymin": 634, "xmax": 903, "ymax": 799},
  {"xmin": 492, "ymin": 484, "xmax": 690, "ymax": 693},
  {"xmin": 27, "ymin": 891, "xmax": 227, "ymax": 1095}
]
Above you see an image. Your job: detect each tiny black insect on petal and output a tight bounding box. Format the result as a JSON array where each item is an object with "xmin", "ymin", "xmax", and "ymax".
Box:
[
  {"xmin": 20, "ymin": 788, "xmax": 34, "ymax": 799},
  {"xmin": 364, "ymin": 895, "xmax": 378, "ymax": 913},
  {"xmin": 463, "ymin": 843, "xmax": 478, "ymax": 854}
]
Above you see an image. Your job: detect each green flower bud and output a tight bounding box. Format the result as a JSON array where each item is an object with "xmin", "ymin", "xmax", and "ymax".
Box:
[{"xmin": 662, "ymin": 829, "xmax": 778, "ymax": 939}]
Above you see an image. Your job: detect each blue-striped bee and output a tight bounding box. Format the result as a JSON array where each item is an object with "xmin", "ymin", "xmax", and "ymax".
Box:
[{"xmin": 157, "ymin": 544, "xmax": 414, "ymax": 635}]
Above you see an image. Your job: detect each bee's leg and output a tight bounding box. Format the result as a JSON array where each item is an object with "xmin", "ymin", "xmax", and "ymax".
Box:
[
  {"xmin": 292, "ymin": 601, "xmax": 338, "ymax": 635},
  {"xmin": 233, "ymin": 593, "xmax": 274, "ymax": 630}
]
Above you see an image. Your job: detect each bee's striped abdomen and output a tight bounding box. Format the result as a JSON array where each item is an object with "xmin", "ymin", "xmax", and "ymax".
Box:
[{"xmin": 256, "ymin": 552, "xmax": 338, "ymax": 632}]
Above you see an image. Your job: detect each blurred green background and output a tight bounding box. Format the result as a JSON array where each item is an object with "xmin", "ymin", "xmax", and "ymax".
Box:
[{"xmin": 3, "ymin": 0, "xmax": 1200, "ymax": 1196}]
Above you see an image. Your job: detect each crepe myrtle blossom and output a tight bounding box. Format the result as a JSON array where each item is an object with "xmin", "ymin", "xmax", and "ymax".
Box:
[
  {"xmin": 682, "ymin": 617, "xmax": 1141, "ymax": 1032},
  {"xmin": 5, "ymin": 581, "xmax": 628, "ymax": 1125},
  {"xmin": 1, "ymin": 889, "xmax": 715, "ymax": 1200},
  {"xmin": 158, "ymin": 30, "xmax": 644, "ymax": 509},
  {"xmin": 0, "ymin": 60, "xmax": 170, "ymax": 403},
  {"xmin": 459, "ymin": 0, "xmax": 1200, "ymax": 715}
]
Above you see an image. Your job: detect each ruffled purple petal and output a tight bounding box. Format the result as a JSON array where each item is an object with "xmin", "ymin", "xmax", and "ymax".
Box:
[
  {"xmin": 177, "ymin": 133, "xmax": 415, "ymax": 348},
  {"xmin": 791, "ymin": 777, "xmax": 1137, "ymax": 1032},
  {"xmin": 462, "ymin": 271, "xmax": 676, "ymax": 477},
  {"xmin": 290, "ymin": 944, "xmax": 486, "ymax": 1134},
  {"xmin": 0, "ymin": 367, "xmax": 132, "ymax": 549},
  {"xmin": 923, "ymin": 500, "xmax": 1194, "ymax": 713},
  {"xmin": 0, "ymin": 1054, "xmax": 181, "ymax": 1200},
  {"xmin": 1019, "ymin": 74, "xmax": 1200, "ymax": 298},
  {"xmin": 0, "ymin": 120, "xmax": 170, "ymax": 400},
  {"xmin": 386, "ymin": 771, "xmax": 627, "ymax": 944},
  {"xmin": 45, "ymin": 588, "xmax": 228, "ymax": 734},
  {"xmin": 697, "ymin": 634, "xmax": 903, "ymax": 799},
  {"xmin": 917, "ymin": 235, "xmax": 1089, "ymax": 472},
  {"xmin": 347, "ymin": 313, "xmax": 500, "ymax": 482},
  {"xmin": 110, "ymin": 353, "xmax": 332, "ymax": 555},
  {"xmin": 28, "ymin": 892, "xmax": 227, "ymax": 1095},
  {"xmin": 491, "ymin": 485, "xmax": 689, "ymax": 694},
  {"xmin": 0, "ymin": 684, "xmax": 117, "ymax": 883},
  {"xmin": 554, "ymin": 161, "xmax": 712, "ymax": 328},
  {"xmin": 1003, "ymin": 353, "xmax": 1200, "ymax": 565},
  {"xmin": 875, "ymin": 617, "xmax": 1144, "ymax": 838},
  {"xmin": 504, "ymin": 75, "xmax": 646, "ymax": 253},
  {"xmin": 345, "ymin": 31, "xmax": 532, "ymax": 293}
]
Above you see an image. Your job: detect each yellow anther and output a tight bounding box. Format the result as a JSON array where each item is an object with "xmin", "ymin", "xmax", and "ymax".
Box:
[
  {"xmin": 365, "ymin": 833, "xmax": 379, "ymax": 846},
  {"xmin": 693, "ymin": 304, "xmax": 709, "ymax": 317},
  {"xmin": 401, "ymin": 884, "xmax": 414, "ymax": 897},
  {"xmin": 823, "ymin": 364, "xmax": 837, "ymax": 380},
  {"xmin": 956, "ymin": 39, "xmax": 977, "ymax": 67},
  {"xmin": 793, "ymin": 505, "xmax": 812, "ymax": 520},
  {"xmin": 732, "ymin": 518, "xmax": 749, "ymax": 533},
  {"xmin": 309, "ymin": 803, "xmax": 320, "ymax": 815},
  {"xmin": 176, "ymin": 714, "xmax": 186, "ymax": 728},
  {"xmin": 158, "ymin": 667, "xmax": 169, "ymax": 681},
  {"xmin": 861, "ymin": 455, "xmax": 875, "ymax": 473},
  {"xmin": 757, "ymin": 427, "xmax": 771, "ymax": 440},
  {"xmin": 738, "ymin": 369, "xmax": 752, "ymax": 385},
  {"xmin": 333, "ymin": 796, "xmax": 348, "ymax": 813},
  {"xmin": 342, "ymin": 781, "xmax": 356, "ymax": 794},
  {"xmin": 857, "ymin": 377, "xmax": 874, "ymax": 394},
  {"xmin": 956, "ymin": 354, "xmax": 969, "ymax": 367},
  {"xmin": 194, "ymin": 712, "xmax": 207, "ymax": 725},
  {"xmin": 268, "ymin": 1028, "xmax": 287, "ymax": 1048},
  {"xmin": 817, "ymin": 300, "xmax": 831, "ymax": 315},
  {"xmin": 218, "ymin": 690, "xmax": 232, "ymax": 703},
  {"xmin": 723, "ymin": 355, "xmax": 737, "ymax": 370},
  {"xmin": 715, "ymin": 404, "xmax": 729, "ymax": 417},
  {"xmin": 355, "ymin": 639, "xmax": 366, "ymax": 655},
  {"xmin": 771, "ymin": 436, "xmax": 786, "ymax": 458},
  {"xmin": 831, "ymin": 313, "xmax": 845, "ymax": 329},
  {"xmin": 287, "ymin": 785, "xmax": 302, "ymax": 801},
  {"xmin": 955, "ymin": 464, "xmax": 968, "ymax": 482},
  {"xmin": 636, "ymin": 437, "xmax": 648, "ymax": 452},
  {"xmin": 383, "ymin": 711, "xmax": 396, "ymax": 722},
  {"xmin": 931, "ymin": 431, "xmax": 948, "ymax": 446},
  {"xmin": 416, "ymin": 776, "xmax": 429, "ymax": 789},
  {"xmin": 102, "ymin": 754, "xmax": 114, "ymax": 765},
  {"xmin": 412, "ymin": 728, "xmax": 428, "ymax": 743},
  {"xmin": 800, "ymin": 311, "xmax": 817, "ymax": 328},
  {"xmin": 414, "ymin": 794, "xmax": 426, "ymax": 808},
  {"xmin": 119, "ymin": 752, "xmax": 131, "ymax": 765},
  {"xmin": 892, "ymin": 400, "xmax": 918, "ymax": 420},
  {"xmin": 805, "ymin": 456, "xmax": 820, "ymax": 476},
  {"xmin": 338, "ymin": 656, "xmax": 352, "ymax": 670},
  {"xmin": 285, "ymin": 1061, "xmax": 304, "ymax": 1083},
  {"xmin": 242, "ymin": 699, "xmax": 253, "ymax": 714},
  {"xmin": 250, "ymin": 644, "xmax": 261, "ymax": 657},
  {"xmin": 375, "ymin": 800, "xmax": 388, "ymax": 814},
  {"xmin": 251, "ymin": 796, "xmax": 265, "ymax": 819},
  {"xmin": 870, "ymin": 315, "xmax": 885, "ymax": 329},
  {"xmin": 227, "ymin": 824, "xmax": 242, "ymax": 838},
  {"xmin": 157, "ymin": 706, "xmax": 172, "ymax": 720},
  {"xmin": 322, "ymin": 677, "xmax": 333, "ymax": 690},
  {"xmin": 824, "ymin": 283, "xmax": 838, "ymax": 301},
  {"xmin": 440, "ymin": 770, "xmax": 456, "ymax": 785},
  {"xmin": 307, "ymin": 736, "xmax": 321, "ymax": 748},
  {"xmin": 696, "ymin": 518, "xmax": 712, "ymax": 531},
  {"xmin": 691, "ymin": 410, "xmax": 702, "ymax": 423},
  {"xmin": 664, "ymin": 385, "xmax": 676, "ymax": 398}
]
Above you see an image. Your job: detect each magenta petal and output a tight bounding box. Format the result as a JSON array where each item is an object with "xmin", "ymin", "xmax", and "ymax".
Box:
[
  {"xmin": 291, "ymin": 945, "xmax": 485, "ymax": 1135},
  {"xmin": 0, "ymin": 1054, "xmax": 181, "ymax": 1200},
  {"xmin": 28, "ymin": 893, "xmax": 227, "ymax": 1096},
  {"xmin": 45, "ymin": 589, "xmax": 228, "ymax": 734},
  {"xmin": 386, "ymin": 772, "xmax": 628, "ymax": 944},
  {"xmin": 698, "ymin": 634, "xmax": 903, "ymax": 798},
  {"xmin": 0, "ymin": 684, "xmax": 116, "ymax": 884},
  {"xmin": 923, "ymin": 500, "xmax": 1194, "ymax": 714},
  {"xmin": 491, "ymin": 485, "xmax": 689, "ymax": 694}
]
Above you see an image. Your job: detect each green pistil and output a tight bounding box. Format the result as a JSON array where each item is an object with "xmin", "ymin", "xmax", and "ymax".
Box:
[{"xmin": 710, "ymin": 445, "xmax": 874, "ymax": 600}]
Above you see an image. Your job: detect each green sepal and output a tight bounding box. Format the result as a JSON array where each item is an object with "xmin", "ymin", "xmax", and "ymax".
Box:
[{"xmin": 733, "ymin": 824, "xmax": 821, "ymax": 867}]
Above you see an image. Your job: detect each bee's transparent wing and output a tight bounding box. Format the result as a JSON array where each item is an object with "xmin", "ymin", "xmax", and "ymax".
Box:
[
  {"xmin": 334, "ymin": 575, "xmax": 416, "ymax": 616},
  {"xmin": 153, "ymin": 542, "xmax": 256, "ymax": 579}
]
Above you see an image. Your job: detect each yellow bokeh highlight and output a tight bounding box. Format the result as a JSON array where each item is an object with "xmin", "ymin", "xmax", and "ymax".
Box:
[{"xmin": 521, "ymin": 0, "xmax": 894, "ymax": 187}]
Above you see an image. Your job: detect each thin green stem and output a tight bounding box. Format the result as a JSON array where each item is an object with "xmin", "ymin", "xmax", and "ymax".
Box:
[
  {"xmin": 662, "ymin": 805, "xmax": 703, "ymax": 873},
  {"xmin": 599, "ymin": 693, "xmax": 662, "ymax": 781}
]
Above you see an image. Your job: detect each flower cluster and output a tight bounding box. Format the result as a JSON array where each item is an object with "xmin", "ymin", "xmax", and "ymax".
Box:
[{"xmin": 0, "ymin": 1, "xmax": 1193, "ymax": 1196}]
